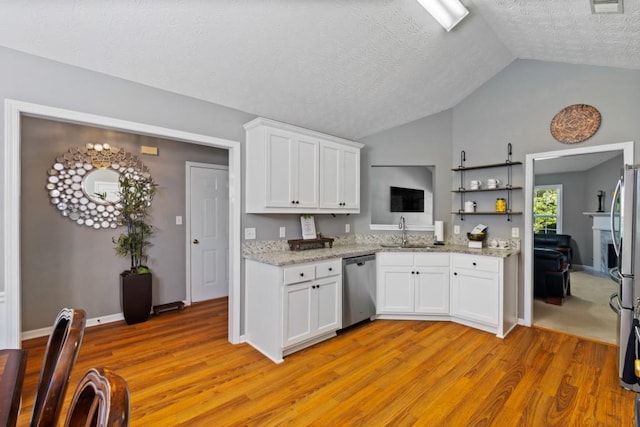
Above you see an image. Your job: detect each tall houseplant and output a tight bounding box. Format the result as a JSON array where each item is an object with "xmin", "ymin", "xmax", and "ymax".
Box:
[{"xmin": 111, "ymin": 172, "xmax": 157, "ymax": 324}]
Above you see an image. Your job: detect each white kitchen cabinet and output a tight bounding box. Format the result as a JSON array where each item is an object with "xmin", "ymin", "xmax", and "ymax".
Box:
[
  {"xmin": 377, "ymin": 252, "xmax": 450, "ymax": 316},
  {"xmin": 319, "ymin": 141, "xmax": 360, "ymax": 210},
  {"xmin": 245, "ymin": 117, "xmax": 363, "ymax": 214},
  {"xmin": 245, "ymin": 258, "xmax": 342, "ymax": 363},
  {"xmin": 264, "ymin": 128, "xmax": 318, "ymax": 209},
  {"xmin": 450, "ymin": 253, "xmax": 518, "ymax": 338}
]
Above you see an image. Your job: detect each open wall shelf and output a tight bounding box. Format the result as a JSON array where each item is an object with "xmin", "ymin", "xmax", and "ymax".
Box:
[{"xmin": 452, "ymin": 144, "xmax": 522, "ymax": 221}]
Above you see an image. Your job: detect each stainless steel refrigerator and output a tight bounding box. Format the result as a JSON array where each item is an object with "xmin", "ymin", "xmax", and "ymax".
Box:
[{"xmin": 610, "ymin": 164, "xmax": 640, "ymax": 392}]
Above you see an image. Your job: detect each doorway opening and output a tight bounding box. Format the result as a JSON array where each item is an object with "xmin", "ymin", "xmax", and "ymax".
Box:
[
  {"xmin": 3, "ymin": 100, "xmax": 242, "ymax": 348},
  {"xmin": 524, "ymin": 141, "xmax": 634, "ymax": 343}
]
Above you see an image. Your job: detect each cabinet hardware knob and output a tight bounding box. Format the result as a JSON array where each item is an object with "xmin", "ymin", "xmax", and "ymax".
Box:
[
  {"xmin": 454, "ymin": 272, "xmax": 458, "ymax": 275},
  {"xmin": 328, "ymin": 267, "xmax": 332, "ymax": 271},
  {"xmin": 291, "ymin": 200, "xmax": 295, "ymax": 204},
  {"xmin": 296, "ymin": 200, "xmax": 300, "ymax": 204},
  {"xmin": 300, "ymin": 273, "xmax": 304, "ymax": 277},
  {"xmin": 472, "ymin": 262, "xmax": 477, "ymax": 266},
  {"xmin": 416, "ymin": 271, "xmax": 420, "ymax": 275},
  {"xmin": 192, "ymin": 239, "xmax": 199, "ymax": 244}
]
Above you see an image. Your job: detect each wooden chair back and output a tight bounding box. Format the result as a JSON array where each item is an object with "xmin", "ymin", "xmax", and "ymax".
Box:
[
  {"xmin": 64, "ymin": 367, "xmax": 130, "ymax": 427},
  {"xmin": 30, "ymin": 308, "xmax": 86, "ymax": 427}
]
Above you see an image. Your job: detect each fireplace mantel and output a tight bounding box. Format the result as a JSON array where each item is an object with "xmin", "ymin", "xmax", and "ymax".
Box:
[{"xmin": 583, "ymin": 212, "xmax": 618, "ymax": 272}]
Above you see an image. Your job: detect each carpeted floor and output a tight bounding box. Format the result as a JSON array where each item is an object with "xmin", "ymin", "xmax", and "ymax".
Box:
[{"xmin": 533, "ymin": 269, "xmax": 618, "ymax": 345}]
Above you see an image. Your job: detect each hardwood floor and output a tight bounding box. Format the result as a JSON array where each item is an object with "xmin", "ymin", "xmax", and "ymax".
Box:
[{"xmin": 17, "ymin": 298, "xmax": 636, "ymax": 426}]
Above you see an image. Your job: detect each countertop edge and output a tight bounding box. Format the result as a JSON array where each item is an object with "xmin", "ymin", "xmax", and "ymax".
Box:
[{"xmin": 244, "ymin": 244, "xmax": 520, "ymax": 266}]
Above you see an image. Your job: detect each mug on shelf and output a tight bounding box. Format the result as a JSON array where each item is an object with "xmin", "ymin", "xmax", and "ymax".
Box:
[
  {"xmin": 470, "ymin": 180, "xmax": 482, "ymax": 190},
  {"xmin": 487, "ymin": 178, "xmax": 501, "ymax": 189},
  {"xmin": 464, "ymin": 200, "xmax": 477, "ymax": 213}
]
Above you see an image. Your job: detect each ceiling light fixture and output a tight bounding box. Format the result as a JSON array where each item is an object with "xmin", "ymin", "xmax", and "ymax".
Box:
[
  {"xmin": 417, "ymin": 0, "xmax": 469, "ymax": 32},
  {"xmin": 590, "ymin": 0, "xmax": 623, "ymax": 14}
]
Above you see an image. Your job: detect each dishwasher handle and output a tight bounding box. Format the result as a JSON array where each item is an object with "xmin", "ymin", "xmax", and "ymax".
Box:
[{"xmin": 343, "ymin": 254, "xmax": 376, "ymax": 266}]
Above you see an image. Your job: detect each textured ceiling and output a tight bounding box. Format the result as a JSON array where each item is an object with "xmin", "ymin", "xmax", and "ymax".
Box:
[{"xmin": 0, "ymin": 1, "xmax": 637, "ymax": 139}]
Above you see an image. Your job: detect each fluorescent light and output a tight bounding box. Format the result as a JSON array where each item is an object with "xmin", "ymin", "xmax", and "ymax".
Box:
[
  {"xmin": 418, "ymin": 0, "xmax": 469, "ymax": 32},
  {"xmin": 590, "ymin": 0, "xmax": 623, "ymax": 14}
]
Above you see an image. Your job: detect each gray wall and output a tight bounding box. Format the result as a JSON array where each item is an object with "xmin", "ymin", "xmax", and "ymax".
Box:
[
  {"xmin": 535, "ymin": 153, "xmax": 624, "ymax": 267},
  {"xmin": 370, "ymin": 166, "xmax": 434, "ymax": 225},
  {"xmin": 21, "ymin": 117, "xmax": 228, "ymax": 330},
  {"xmin": 355, "ymin": 110, "xmax": 453, "ymax": 235}
]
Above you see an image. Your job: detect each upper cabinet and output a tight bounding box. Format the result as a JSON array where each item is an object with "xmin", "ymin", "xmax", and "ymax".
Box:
[
  {"xmin": 319, "ymin": 141, "xmax": 360, "ymax": 210},
  {"xmin": 245, "ymin": 118, "xmax": 363, "ymax": 214}
]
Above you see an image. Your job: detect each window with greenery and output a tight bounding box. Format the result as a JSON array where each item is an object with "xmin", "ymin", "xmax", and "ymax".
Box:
[{"xmin": 533, "ymin": 184, "xmax": 562, "ymax": 234}]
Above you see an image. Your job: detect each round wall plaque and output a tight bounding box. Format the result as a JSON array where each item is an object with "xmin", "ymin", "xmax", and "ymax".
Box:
[{"xmin": 550, "ymin": 104, "xmax": 601, "ymax": 144}]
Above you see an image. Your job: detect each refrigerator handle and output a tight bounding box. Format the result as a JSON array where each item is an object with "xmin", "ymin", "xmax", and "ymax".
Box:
[
  {"xmin": 610, "ymin": 177, "xmax": 622, "ymax": 257},
  {"xmin": 609, "ymin": 292, "xmax": 622, "ymax": 315}
]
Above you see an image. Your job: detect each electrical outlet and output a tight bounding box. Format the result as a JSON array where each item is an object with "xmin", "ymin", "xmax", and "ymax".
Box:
[
  {"xmin": 512, "ymin": 227, "xmax": 520, "ymax": 238},
  {"xmin": 175, "ymin": 216, "xmax": 182, "ymax": 225},
  {"xmin": 454, "ymin": 225, "xmax": 460, "ymax": 235},
  {"xmin": 345, "ymin": 224, "xmax": 350, "ymax": 233},
  {"xmin": 244, "ymin": 227, "xmax": 256, "ymax": 240},
  {"xmin": 279, "ymin": 227, "xmax": 286, "ymax": 238}
]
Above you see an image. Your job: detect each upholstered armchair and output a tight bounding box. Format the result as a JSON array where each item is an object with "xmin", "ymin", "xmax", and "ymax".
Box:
[
  {"xmin": 534, "ymin": 234, "xmax": 573, "ymax": 267},
  {"xmin": 534, "ymin": 248, "xmax": 571, "ymax": 305}
]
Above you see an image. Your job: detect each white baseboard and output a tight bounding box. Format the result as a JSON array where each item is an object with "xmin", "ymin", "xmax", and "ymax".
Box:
[{"xmin": 21, "ymin": 312, "xmax": 125, "ymax": 341}]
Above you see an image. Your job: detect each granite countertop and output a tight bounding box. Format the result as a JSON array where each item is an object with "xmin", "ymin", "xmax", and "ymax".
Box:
[{"xmin": 244, "ymin": 243, "xmax": 520, "ymax": 266}]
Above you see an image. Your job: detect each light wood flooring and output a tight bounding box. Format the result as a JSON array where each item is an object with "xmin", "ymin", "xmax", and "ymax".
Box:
[{"xmin": 17, "ymin": 298, "xmax": 637, "ymax": 426}]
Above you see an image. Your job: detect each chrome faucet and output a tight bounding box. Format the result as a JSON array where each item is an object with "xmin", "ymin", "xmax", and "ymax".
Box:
[{"xmin": 399, "ymin": 216, "xmax": 407, "ymax": 246}]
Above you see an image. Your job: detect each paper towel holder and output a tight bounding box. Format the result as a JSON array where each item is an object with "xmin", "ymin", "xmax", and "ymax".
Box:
[{"xmin": 434, "ymin": 220, "xmax": 445, "ymax": 245}]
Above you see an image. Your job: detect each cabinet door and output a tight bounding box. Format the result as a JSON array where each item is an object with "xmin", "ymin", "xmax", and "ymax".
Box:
[
  {"xmin": 293, "ymin": 135, "xmax": 319, "ymax": 208},
  {"xmin": 265, "ymin": 129, "xmax": 295, "ymax": 208},
  {"xmin": 377, "ymin": 267, "xmax": 414, "ymax": 313},
  {"xmin": 319, "ymin": 141, "xmax": 360, "ymax": 210},
  {"xmin": 451, "ymin": 268, "xmax": 498, "ymax": 326},
  {"xmin": 414, "ymin": 268, "xmax": 450, "ymax": 314},
  {"xmin": 282, "ymin": 282, "xmax": 313, "ymax": 347},
  {"xmin": 319, "ymin": 141, "xmax": 341, "ymax": 208},
  {"xmin": 314, "ymin": 276, "xmax": 342, "ymax": 335},
  {"xmin": 340, "ymin": 145, "xmax": 360, "ymax": 209},
  {"xmin": 264, "ymin": 129, "xmax": 318, "ymax": 209}
]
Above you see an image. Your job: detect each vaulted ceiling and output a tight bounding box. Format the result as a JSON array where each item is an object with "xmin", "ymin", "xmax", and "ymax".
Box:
[{"xmin": 1, "ymin": 0, "xmax": 638, "ymax": 140}]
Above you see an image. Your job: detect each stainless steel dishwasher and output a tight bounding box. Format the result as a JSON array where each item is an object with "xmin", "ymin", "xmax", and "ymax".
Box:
[{"xmin": 342, "ymin": 254, "xmax": 376, "ymax": 329}]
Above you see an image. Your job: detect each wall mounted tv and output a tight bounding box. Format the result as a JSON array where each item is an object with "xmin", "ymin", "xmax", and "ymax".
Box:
[{"xmin": 390, "ymin": 186, "xmax": 424, "ymax": 212}]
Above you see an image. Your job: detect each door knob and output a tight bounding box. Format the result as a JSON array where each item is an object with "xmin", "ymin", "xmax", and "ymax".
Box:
[{"xmin": 193, "ymin": 239, "xmax": 199, "ymax": 244}]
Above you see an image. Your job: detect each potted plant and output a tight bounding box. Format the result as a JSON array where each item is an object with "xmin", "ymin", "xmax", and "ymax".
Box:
[{"xmin": 110, "ymin": 171, "xmax": 157, "ymax": 324}]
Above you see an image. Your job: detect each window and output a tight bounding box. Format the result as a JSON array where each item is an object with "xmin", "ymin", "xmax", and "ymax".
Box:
[{"xmin": 533, "ymin": 184, "xmax": 562, "ymax": 234}]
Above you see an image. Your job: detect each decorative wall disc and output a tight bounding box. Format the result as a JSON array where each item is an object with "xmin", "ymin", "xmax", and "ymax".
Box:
[
  {"xmin": 46, "ymin": 143, "xmax": 151, "ymax": 229},
  {"xmin": 550, "ymin": 104, "xmax": 601, "ymax": 144}
]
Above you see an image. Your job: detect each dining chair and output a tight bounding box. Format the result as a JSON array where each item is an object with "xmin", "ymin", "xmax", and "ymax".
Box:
[
  {"xmin": 30, "ymin": 308, "xmax": 86, "ymax": 427},
  {"xmin": 64, "ymin": 367, "xmax": 130, "ymax": 427}
]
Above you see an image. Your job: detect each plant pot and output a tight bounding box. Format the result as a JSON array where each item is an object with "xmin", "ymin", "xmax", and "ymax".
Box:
[{"xmin": 120, "ymin": 272, "xmax": 152, "ymax": 325}]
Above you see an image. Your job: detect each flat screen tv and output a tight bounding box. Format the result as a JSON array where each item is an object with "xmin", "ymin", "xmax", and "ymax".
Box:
[{"xmin": 390, "ymin": 186, "xmax": 424, "ymax": 212}]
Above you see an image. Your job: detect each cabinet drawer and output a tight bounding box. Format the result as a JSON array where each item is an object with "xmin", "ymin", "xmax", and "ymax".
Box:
[
  {"xmin": 316, "ymin": 260, "xmax": 341, "ymax": 278},
  {"xmin": 452, "ymin": 254, "xmax": 499, "ymax": 273},
  {"xmin": 414, "ymin": 253, "xmax": 450, "ymax": 267},
  {"xmin": 284, "ymin": 265, "xmax": 315, "ymax": 285},
  {"xmin": 377, "ymin": 252, "xmax": 413, "ymax": 267}
]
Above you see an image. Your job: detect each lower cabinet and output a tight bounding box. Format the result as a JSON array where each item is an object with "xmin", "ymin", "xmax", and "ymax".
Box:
[
  {"xmin": 283, "ymin": 275, "xmax": 341, "ymax": 348},
  {"xmin": 245, "ymin": 258, "xmax": 342, "ymax": 363},
  {"xmin": 377, "ymin": 252, "xmax": 450, "ymax": 316},
  {"xmin": 450, "ymin": 253, "xmax": 518, "ymax": 338}
]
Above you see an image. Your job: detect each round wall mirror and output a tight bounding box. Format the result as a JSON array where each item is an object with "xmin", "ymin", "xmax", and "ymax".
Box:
[
  {"xmin": 46, "ymin": 143, "xmax": 151, "ymax": 229},
  {"xmin": 82, "ymin": 169, "xmax": 121, "ymax": 204}
]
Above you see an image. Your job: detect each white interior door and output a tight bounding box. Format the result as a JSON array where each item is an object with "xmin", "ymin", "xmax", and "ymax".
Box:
[{"xmin": 189, "ymin": 164, "xmax": 229, "ymax": 302}]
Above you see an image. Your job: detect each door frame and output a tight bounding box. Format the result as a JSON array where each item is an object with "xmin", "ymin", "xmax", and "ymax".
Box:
[
  {"xmin": 3, "ymin": 99, "xmax": 243, "ymax": 346},
  {"xmin": 185, "ymin": 161, "xmax": 229, "ymax": 304},
  {"xmin": 523, "ymin": 141, "xmax": 634, "ymax": 326}
]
